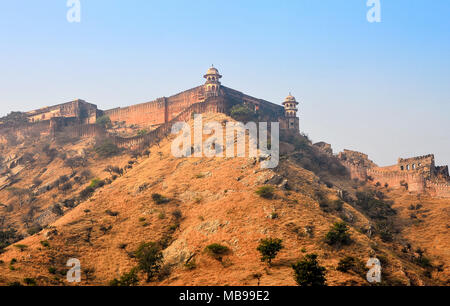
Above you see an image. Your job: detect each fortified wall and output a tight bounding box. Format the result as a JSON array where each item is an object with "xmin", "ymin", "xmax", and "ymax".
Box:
[
  {"xmin": 0, "ymin": 66, "xmax": 299, "ymax": 150},
  {"xmin": 27, "ymin": 99, "xmax": 99, "ymax": 124},
  {"xmin": 337, "ymin": 149, "xmax": 450, "ymax": 198}
]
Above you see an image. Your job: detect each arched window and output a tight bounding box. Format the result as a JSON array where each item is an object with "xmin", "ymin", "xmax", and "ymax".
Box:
[
  {"xmin": 412, "ymin": 164, "xmax": 416, "ymax": 170},
  {"xmin": 406, "ymin": 165, "xmax": 410, "ymax": 170},
  {"xmin": 400, "ymin": 166, "xmax": 404, "ymax": 170}
]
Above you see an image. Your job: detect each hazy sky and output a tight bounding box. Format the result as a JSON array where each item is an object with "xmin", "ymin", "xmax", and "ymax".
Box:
[{"xmin": 0, "ymin": 1, "xmax": 449, "ymax": 166}]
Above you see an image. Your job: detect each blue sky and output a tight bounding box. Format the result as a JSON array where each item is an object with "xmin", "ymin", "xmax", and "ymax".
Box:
[{"xmin": 0, "ymin": 0, "xmax": 449, "ymax": 166}]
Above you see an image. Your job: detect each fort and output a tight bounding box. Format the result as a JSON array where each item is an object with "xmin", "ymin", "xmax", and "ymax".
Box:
[{"xmin": 0, "ymin": 66, "xmax": 299, "ymax": 149}]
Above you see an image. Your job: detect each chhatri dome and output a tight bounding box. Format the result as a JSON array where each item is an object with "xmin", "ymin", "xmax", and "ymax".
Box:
[
  {"xmin": 204, "ymin": 65, "xmax": 222, "ymax": 97},
  {"xmin": 282, "ymin": 92, "xmax": 299, "ymax": 118}
]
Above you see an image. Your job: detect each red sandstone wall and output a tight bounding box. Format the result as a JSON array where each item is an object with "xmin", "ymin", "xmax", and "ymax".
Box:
[
  {"xmin": 166, "ymin": 86, "xmax": 205, "ymax": 121},
  {"xmin": 112, "ymin": 97, "xmax": 226, "ymax": 150},
  {"xmin": 104, "ymin": 86, "xmax": 204, "ymax": 127},
  {"xmin": 367, "ymin": 169, "xmax": 425, "ymax": 192},
  {"xmin": 0, "ymin": 121, "xmax": 52, "ymax": 143},
  {"xmin": 341, "ymin": 161, "xmax": 368, "ymax": 181}
]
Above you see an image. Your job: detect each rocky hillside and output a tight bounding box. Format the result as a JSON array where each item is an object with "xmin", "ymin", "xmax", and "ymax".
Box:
[{"xmin": 0, "ymin": 113, "xmax": 447, "ymax": 286}]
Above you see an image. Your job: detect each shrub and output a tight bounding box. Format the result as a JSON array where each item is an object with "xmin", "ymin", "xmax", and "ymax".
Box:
[
  {"xmin": 152, "ymin": 193, "xmax": 170, "ymax": 204},
  {"xmin": 205, "ymin": 243, "xmax": 230, "ymax": 260},
  {"xmin": 40, "ymin": 240, "xmax": 50, "ymax": 248},
  {"xmin": 255, "ymin": 186, "xmax": 274, "ymax": 199},
  {"xmin": 137, "ymin": 129, "xmax": 148, "ymax": 137},
  {"xmin": 337, "ymin": 256, "xmax": 356, "ymax": 272},
  {"xmin": 50, "ymin": 203, "xmax": 64, "ymax": 216},
  {"xmin": 14, "ymin": 244, "xmax": 28, "ymax": 252},
  {"xmin": 27, "ymin": 224, "xmax": 42, "ymax": 236},
  {"xmin": 23, "ymin": 278, "xmax": 37, "ymax": 286},
  {"xmin": 105, "ymin": 210, "xmax": 119, "ymax": 217},
  {"xmin": 292, "ymin": 254, "xmax": 326, "ymax": 286},
  {"xmin": 48, "ymin": 266, "xmax": 57, "ymax": 274},
  {"xmin": 109, "ymin": 267, "xmax": 139, "ymax": 286},
  {"xmin": 89, "ymin": 178, "xmax": 105, "ymax": 189},
  {"xmin": 325, "ymin": 222, "xmax": 352, "ymax": 246},
  {"xmin": 415, "ymin": 254, "xmax": 433, "ymax": 269},
  {"xmin": 172, "ymin": 209, "xmax": 182, "ymax": 220},
  {"xmin": 80, "ymin": 186, "xmax": 95, "ymax": 199},
  {"xmin": 256, "ymin": 238, "xmax": 283, "ymax": 265},
  {"xmin": 60, "ymin": 182, "xmax": 73, "ymax": 193},
  {"xmin": 135, "ymin": 242, "xmax": 163, "ymax": 282},
  {"xmin": 230, "ymin": 104, "xmax": 256, "ymax": 122},
  {"xmin": 376, "ymin": 220, "xmax": 394, "ymax": 242}
]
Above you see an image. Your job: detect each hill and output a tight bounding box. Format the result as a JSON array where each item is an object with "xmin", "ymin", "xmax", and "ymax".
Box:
[{"xmin": 0, "ymin": 113, "xmax": 448, "ymax": 286}]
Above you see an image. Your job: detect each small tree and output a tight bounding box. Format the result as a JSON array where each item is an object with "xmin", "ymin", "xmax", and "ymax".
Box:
[
  {"xmin": 257, "ymin": 238, "xmax": 283, "ymax": 265},
  {"xmin": 95, "ymin": 140, "xmax": 121, "ymax": 158},
  {"xmin": 325, "ymin": 222, "xmax": 352, "ymax": 246},
  {"xmin": 96, "ymin": 115, "xmax": 111, "ymax": 128},
  {"xmin": 292, "ymin": 254, "xmax": 326, "ymax": 286},
  {"xmin": 135, "ymin": 242, "xmax": 163, "ymax": 282}
]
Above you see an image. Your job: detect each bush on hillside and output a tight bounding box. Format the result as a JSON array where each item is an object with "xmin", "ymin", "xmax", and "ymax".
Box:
[
  {"xmin": 94, "ymin": 139, "xmax": 121, "ymax": 158},
  {"xmin": 325, "ymin": 222, "xmax": 352, "ymax": 246},
  {"xmin": 292, "ymin": 254, "xmax": 326, "ymax": 286},
  {"xmin": 109, "ymin": 268, "xmax": 139, "ymax": 286},
  {"xmin": 205, "ymin": 243, "xmax": 230, "ymax": 260},
  {"xmin": 151, "ymin": 193, "xmax": 170, "ymax": 204},
  {"xmin": 96, "ymin": 115, "xmax": 111, "ymax": 128},
  {"xmin": 255, "ymin": 186, "xmax": 274, "ymax": 199},
  {"xmin": 134, "ymin": 242, "xmax": 163, "ymax": 282}
]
